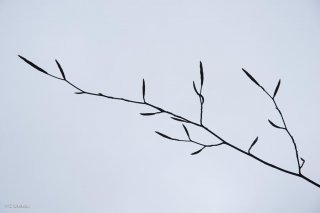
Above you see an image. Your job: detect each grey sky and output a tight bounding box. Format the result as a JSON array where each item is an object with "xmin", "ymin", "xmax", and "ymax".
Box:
[{"xmin": 1, "ymin": 0, "xmax": 320, "ymax": 212}]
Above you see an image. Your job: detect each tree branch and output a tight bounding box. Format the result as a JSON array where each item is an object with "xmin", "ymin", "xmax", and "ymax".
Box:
[
  {"xmin": 18, "ymin": 55, "xmax": 320, "ymax": 189},
  {"xmin": 242, "ymin": 68, "xmax": 301, "ymax": 173}
]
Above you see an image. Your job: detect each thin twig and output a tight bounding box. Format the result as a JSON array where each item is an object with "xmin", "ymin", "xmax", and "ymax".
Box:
[
  {"xmin": 155, "ymin": 130, "xmax": 223, "ymax": 149},
  {"xmin": 193, "ymin": 61, "xmax": 205, "ymax": 125}
]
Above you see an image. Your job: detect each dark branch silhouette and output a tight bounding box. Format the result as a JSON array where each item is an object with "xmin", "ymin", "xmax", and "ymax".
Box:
[
  {"xmin": 193, "ymin": 61, "xmax": 205, "ymax": 125},
  {"xmin": 18, "ymin": 55, "xmax": 320, "ymax": 189},
  {"xmin": 242, "ymin": 68, "xmax": 302, "ymax": 173}
]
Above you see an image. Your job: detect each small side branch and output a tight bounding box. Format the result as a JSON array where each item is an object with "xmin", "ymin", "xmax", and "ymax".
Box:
[
  {"xmin": 242, "ymin": 69, "xmax": 301, "ymax": 172},
  {"xmin": 193, "ymin": 61, "xmax": 205, "ymax": 125},
  {"xmin": 155, "ymin": 129, "xmax": 223, "ymax": 154}
]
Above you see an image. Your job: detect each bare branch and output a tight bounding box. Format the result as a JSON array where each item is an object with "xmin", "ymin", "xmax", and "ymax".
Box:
[
  {"xmin": 19, "ymin": 55, "xmax": 320, "ymax": 189},
  {"xmin": 242, "ymin": 69, "xmax": 302, "ymax": 173}
]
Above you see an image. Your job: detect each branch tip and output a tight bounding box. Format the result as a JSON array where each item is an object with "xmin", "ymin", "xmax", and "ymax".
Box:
[
  {"xmin": 193, "ymin": 81, "xmax": 200, "ymax": 95},
  {"xmin": 200, "ymin": 61, "xmax": 204, "ymax": 88},
  {"xmin": 191, "ymin": 147, "xmax": 205, "ymax": 155},
  {"xmin": 75, "ymin": 91, "xmax": 84, "ymax": 94},
  {"xmin": 273, "ymin": 79, "xmax": 281, "ymax": 98},
  {"xmin": 248, "ymin": 136, "xmax": 259, "ymax": 154},
  {"xmin": 55, "ymin": 59, "xmax": 66, "ymax": 80},
  {"xmin": 140, "ymin": 112, "xmax": 162, "ymax": 116},
  {"xmin": 182, "ymin": 124, "xmax": 191, "ymax": 140},
  {"xmin": 20, "ymin": 57, "xmax": 320, "ymax": 189},
  {"xmin": 142, "ymin": 79, "xmax": 146, "ymax": 102},
  {"xmin": 268, "ymin": 119, "xmax": 284, "ymax": 129},
  {"xmin": 18, "ymin": 55, "xmax": 48, "ymax": 74},
  {"xmin": 242, "ymin": 68, "xmax": 260, "ymax": 87},
  {"xmin": 155, "ymin": 131, "xmax": 175, "ymax": 141}
]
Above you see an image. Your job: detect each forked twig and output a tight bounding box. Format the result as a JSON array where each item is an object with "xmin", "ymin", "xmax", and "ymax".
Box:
[
  {"xmin": 242, "ymin": 69, "xmax": 301, "ymax": 172},
  {"xmin": 18, "ymin": 55, "xmax": 320, "ymax": 188}
]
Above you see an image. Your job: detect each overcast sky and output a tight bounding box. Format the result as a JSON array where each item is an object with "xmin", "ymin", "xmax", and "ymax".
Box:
[{"xmin": 1, "ymin": 0, "xmax": 320, "ymax": 212}]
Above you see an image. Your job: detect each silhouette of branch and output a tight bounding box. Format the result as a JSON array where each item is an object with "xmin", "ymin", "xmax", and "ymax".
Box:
[
  {"xmin": 242, "ymin": 69, "xmax": 302, "ymax": 173},
  {"xmin": 18, "ymin": 55, "xmax": 320, "ymax": 189},
  {"xmin": 193, "ymin": 61, "xmax": 205, "ymax": 125}
]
